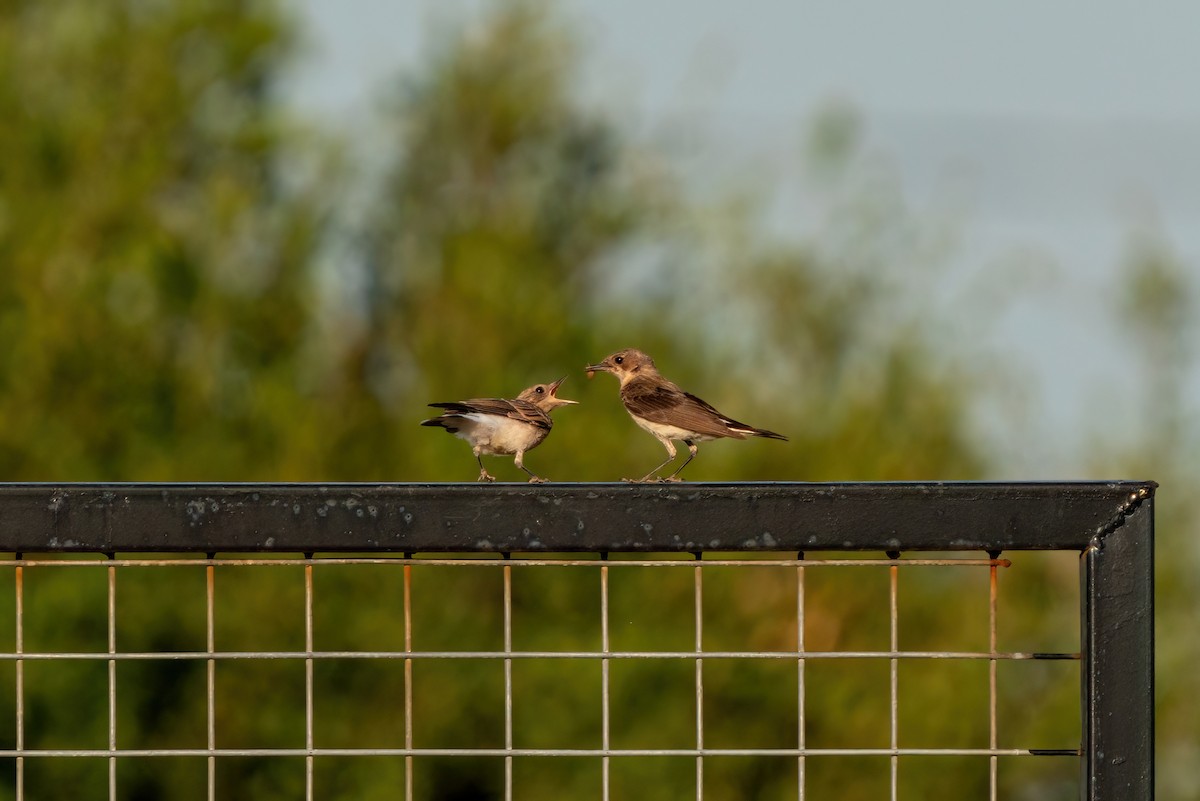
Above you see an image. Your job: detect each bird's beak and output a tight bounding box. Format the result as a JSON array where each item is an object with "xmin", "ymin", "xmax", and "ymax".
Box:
[
  {"xmin": 548, "ymin": 376, "xmax": 578, "ymax": 404},
  {"xmin": 584, "ymin": 360, "xmax": 610, "ymax": 379}
]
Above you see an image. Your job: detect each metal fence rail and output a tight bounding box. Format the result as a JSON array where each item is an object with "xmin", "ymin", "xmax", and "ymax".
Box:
[{"xmin": 0, "ymin": 482, "xmax": 1154, "ymax": 801}]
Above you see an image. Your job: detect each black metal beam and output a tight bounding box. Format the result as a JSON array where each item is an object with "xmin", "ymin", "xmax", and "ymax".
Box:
[
  {"xmin": 0, "ymin": 481, "xmax": 1156, "ymax": 553},
  {"xmin": 1081, "ymin": 494, "xmax": 1155, "ymax": 800}
]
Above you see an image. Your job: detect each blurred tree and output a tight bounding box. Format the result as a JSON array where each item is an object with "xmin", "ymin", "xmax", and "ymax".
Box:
[
  {"xmin": 351, "ymin": 1, "xmax": 983, "ymax": 484},
  {"xmin": 326, "ymin": 0, "xmax": 676, "ymax": 480},
  {"xmin": 0, "ymin": 1, "xmax": 330, "ymax": 797},
  {"xmin": 0, "ymin": 0, "xmax": 329, "ymax": 481}
]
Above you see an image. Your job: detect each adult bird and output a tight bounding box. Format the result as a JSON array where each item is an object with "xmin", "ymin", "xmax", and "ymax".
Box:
[
  {"xmin": 586, "ymin": 349, "xmax": 786, "ymax": 482},
  {"xmin": 421, "ymin": 377, "xmax": 577, "ymax": 482}
]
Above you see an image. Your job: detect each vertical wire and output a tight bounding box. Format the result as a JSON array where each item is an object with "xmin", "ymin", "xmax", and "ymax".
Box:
[
  {"xmin": 889, "ymin": 558, "xmax": 899, "ymax": 801},
  {"xmin": 404, "ymin": 561, "xmax": 413, "ymax": 801},
  {"xmin": 600, "ymin": 557, "xmax": 610, "ymax": 801},
  {"xmin": 504, "ymin": 560, "xmax": 513, "ymax": 801},
  {"xmin": 108, "ymin": 555, "xmax": 117, "ymax": 801},
  {"xmin": 694, "ymin": 557, "xmax": 704, "ymax": 801},
  {"xmin": 305, "ymin": 561, "xmax": 315, "ymax": 801},
  {"xmin": 206, "ymin": 559, "xmax": 216, "ymax": 801},
  {"xmin": 796, "ymin": 555, "xmax": 806, "ymax": 801},
  {"xmin": 989, "ymin": 556, "xmax": 999, "ymax": 800},
  {"xmin": 15, "ymin": 554, "xmax": 24, "ymax": 801}
]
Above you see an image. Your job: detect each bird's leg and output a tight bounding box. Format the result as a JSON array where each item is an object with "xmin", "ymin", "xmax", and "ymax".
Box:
[
  {"xmin": 476, "ymin": 455, "xmax": 495, "ymax": 483},
  {"xmin": 514, "ymin": 452, "xmax": 547, "ymax": 484},
  {"xmin": 662, "ymin": 440, "xmax": 698, "ymax": 482},
  {"xmin": 630, "ymin": 437, "xmax": 678, "ymax": 482}
]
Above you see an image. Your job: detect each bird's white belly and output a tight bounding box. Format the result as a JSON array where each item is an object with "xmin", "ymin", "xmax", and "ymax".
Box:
[
  {"xmin": 456, "ymin": 414, "xmax": 544, "ymax": 455},
  {"xmin": 632, "ymin": 416, "xmax": 716, "ymax": 442}
]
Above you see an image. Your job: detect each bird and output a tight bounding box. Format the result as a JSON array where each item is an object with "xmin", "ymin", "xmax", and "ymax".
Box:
[
  {"xmin": 585, "ymin": 348, "xmax": 786, "ymax": 482},
  {"xmin": 421, "ymin": 377, "xmax": 578, "ymax": 482}
]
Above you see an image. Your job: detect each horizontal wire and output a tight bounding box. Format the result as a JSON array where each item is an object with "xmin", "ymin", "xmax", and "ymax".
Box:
[
  {"xmin": 0, "ymin": 557, "xmax": 1011, "ymax": 569},
  {"xmin": 0, "ymin": 747, "xmax": 1081, "ymax": 759},
  {"xmin": 0, "ymin": 649, "xmax": 1080, "ymax": 661}
]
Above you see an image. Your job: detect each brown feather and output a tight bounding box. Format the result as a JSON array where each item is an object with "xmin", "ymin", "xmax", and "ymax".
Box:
[
  {"xmin": 620, "ymin": 378, "xmax": 759, "ymax": 440},
  {"xmin": 427, "ymin": 398, "xmax": 552, "ymax": 431}
]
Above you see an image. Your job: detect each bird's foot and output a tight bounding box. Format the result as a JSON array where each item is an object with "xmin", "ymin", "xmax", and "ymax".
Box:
[
  {"xmin": 527, "ymin": 475, "xmax": 548, "ymax": 484},
  {"xmin": 477, "ymin": 470, "xmax": 496, "ymax": 482},
  {"xmin": 659, "ymin": 475, "xmax": 685, "ymax": 483}
]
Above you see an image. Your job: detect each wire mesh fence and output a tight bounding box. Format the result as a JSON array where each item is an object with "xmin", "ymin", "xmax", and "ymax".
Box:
[{"xmin": 0, "ymin": 482, "xmax": 1154, "ymax": 800}]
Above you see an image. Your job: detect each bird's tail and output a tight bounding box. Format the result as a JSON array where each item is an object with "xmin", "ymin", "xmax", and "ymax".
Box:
[
  {"xmin": 423, "ymin": 402, "xmax": 472, "ymax": 429},
  {"xmin": 723, "ymin": 419, "xmax": 788, "ymax": 441}
]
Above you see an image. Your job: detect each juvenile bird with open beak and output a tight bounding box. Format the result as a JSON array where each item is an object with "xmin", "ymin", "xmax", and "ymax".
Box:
[
  {"xmin": 421, "ymin": 378, "xmax": 578, "ymax": 482},
  {"xmin": 586, "ymin": 349, "xmax": 786, "ymax": 482}
]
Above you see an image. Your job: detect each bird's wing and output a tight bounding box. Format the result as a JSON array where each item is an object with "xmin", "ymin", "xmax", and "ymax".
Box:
[
  {"xmin": 622, "ymin": 380, "xmax": 743, "ymax": 439},
  {"xmin": 506, "ymin": 399, "xmax": 554, "ymax": 430},
  {"xmin": 428, "ymin": 398, "xmax": 551, "ymax": 430}
]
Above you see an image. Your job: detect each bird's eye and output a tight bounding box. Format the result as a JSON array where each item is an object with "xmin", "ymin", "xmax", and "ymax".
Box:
[
  {"xmin": 614, "ymin": 356, "xmax": 623, "ymax": 364},
  {"xmin": 535, "ymin": 386, "xmax": 544, "ymax": 393}
]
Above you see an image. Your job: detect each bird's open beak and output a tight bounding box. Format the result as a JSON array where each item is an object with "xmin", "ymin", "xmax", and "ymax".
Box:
[
  {"xmin": 548, "ymin": 376, "xmax": 578, "ymax": 404},
  {"xmin": 584, "ymin": 360, "xmax": 610, "ymax": 379}
]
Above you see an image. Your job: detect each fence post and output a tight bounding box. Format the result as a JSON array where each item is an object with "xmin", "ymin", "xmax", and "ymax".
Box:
[{"xmin": 1081, "ymin": 493, "xmax": 1154, "ymax": 800}]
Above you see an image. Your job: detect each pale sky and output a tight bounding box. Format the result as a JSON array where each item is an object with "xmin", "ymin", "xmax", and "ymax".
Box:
[
  {"xmin": 287, "ymin": 0, "xmax": 1200, "ymax": 475},
  {"xmin": 293, "ymin": 1, "xmax": 1200, "ymax": 121}
]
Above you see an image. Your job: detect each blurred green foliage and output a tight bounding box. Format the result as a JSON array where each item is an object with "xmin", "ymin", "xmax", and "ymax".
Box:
[
  {"xmin": 0, "ymin": 0, "xmax": 1191, "ymax": 799},
  {"xmin": 0, "ymin": 0, "xmax": 327, "ymax": 480}
]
